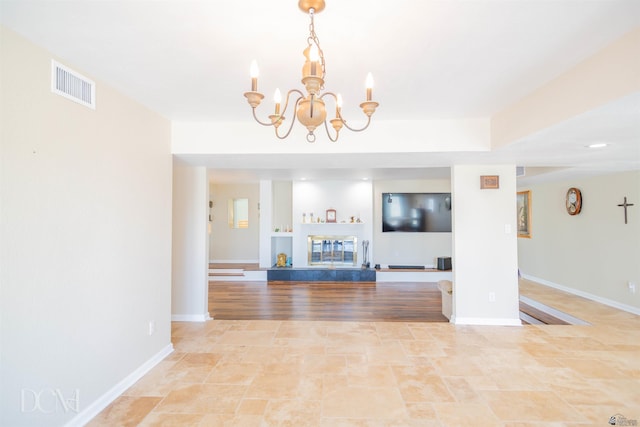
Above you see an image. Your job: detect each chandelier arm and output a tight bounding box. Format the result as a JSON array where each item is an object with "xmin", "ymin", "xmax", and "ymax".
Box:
[
  {"xmin": 318, "ymin": 92, "xmax": 336, "ymax": 101},
  {"xmin": 251, "ymin": 107, "xmax": 277, "ymax": 127},
  {"xmin": 250, "ymin": 88, "xmax": 306, "ymax": 128},
  {"xmin": 322, "ymin": 120, "xmax": 339, "ymax": 142},
  {"xmin": 319, "ymin": 92, "xmax": 373, "ymax": 133},
  {"xmin": 280, "ymin": 89, "xmax": 305, "ymax": 118},
  {"xmin": 274, "ymin": 95, "xmax": 304, "ymax": 140},
  {"xmin": 338, "ymin": 114, "xmax": 372, "ymax": 133}
]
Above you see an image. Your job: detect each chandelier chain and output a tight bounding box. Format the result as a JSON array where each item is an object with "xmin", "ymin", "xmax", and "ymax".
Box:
[{"xmin": 307, "ymin": 10, "xmax": 326, "ymax": 85}]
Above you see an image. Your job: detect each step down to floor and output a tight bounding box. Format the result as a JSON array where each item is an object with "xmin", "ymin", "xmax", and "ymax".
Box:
[
  {"xmin": 519, "ymin": 296, "xmax": 590, "ymax": 325},
  {"xmin": 208, "ymin": 268, "xmax": 267, "ymax": 282},
  {"xmin": 209, "ymin": 268, "xmax": 245, "ymax": 277}
]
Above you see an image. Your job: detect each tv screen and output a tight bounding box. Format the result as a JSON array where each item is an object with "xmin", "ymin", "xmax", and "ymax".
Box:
[{"xmin": 382, "ymin": 193, "xmax": 452, "ymax": 232}]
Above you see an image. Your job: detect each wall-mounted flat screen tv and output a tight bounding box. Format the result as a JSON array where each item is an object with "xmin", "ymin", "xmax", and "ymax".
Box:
[{"xmin": 382, "ymin": 193, "xmax": 452, "ymax": 232}]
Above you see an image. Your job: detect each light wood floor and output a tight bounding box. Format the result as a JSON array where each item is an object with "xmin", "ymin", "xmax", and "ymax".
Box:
[
  {"xmin": 209, "ymin": 281, "xmax": 449, "ymax": 322},
  {"xmin": 208, "ymin": 280, "xmax": 568, "ymax": 324}
]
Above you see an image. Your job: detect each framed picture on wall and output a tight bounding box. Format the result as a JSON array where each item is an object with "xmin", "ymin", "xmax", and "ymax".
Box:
[
  {"xmin": 326, "ymin": 208, "xmax": 337, "ymax": 223},
  {"xmin": 516, "ymin": 190, "xmax": 532, "ymax": 238},
  {"xmin": 480, "ymin": 175, "xmax": 500, "ymax": 189}
]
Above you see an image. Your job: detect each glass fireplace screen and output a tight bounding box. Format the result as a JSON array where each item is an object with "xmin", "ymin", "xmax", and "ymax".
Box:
[{"xmin": 307, "ymin": 235, "xmax": 358, "ymax": 266}]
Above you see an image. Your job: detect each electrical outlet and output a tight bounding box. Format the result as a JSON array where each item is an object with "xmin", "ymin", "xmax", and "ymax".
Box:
[
  {"xmin": 488, "ymin": 292, "xmax": 496, "ymax": 302},
  {"xmin": 148, "ymin": 320, "xmax": 155, "ymax": 336},
  {"xmin": 629, "ymin": 282, "xmax": 637, "ymax": 294}
]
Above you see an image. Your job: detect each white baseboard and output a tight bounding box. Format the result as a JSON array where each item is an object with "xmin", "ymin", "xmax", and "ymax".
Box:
[
  {"xmin": 519, "ymin": 312, "xmax": 544, "ymax": 325},
  {"xmin": 452, "ymin": 317, "xmax": 522, "ymax": 326},
  {"xmin": 171, "ymin": 312, "xmax": 212, "ymax": 322},
  {"xmin": 65, "ymin": 343, "xmax": 174, "ymax": 427},
  {"xmin": 522, "ymin": 274, "xmax": 640, "ymax": 316},
  {"xmin": 210, "ymin": 259, "xmax": 259, "ymax": 264}
]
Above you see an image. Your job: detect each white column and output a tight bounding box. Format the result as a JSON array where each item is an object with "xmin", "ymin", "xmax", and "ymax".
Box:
[{"xmin": 451, "ymin": 165, "xmax": 521, "ymax": 325}]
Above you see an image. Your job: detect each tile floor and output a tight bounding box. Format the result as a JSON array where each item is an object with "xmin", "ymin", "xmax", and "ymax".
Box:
[{"xmin": 88, "ymin": 279, "xmax": 640, "ymax": 426}]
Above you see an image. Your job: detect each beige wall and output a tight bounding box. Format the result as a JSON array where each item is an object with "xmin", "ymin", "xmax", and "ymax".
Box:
[
  {"xmin": 172, "ymin": 162, "xmax": 209, "ymax": 320},
  {"xmin": 209, "ymin": 182, "xmax": 260, "ymax": 262},
  {"xmin": 518, "ymin": 170, "xmax": 640, "ymax": 312},
  {"xmin": 0, "ymin": 27, "xmax": 173, "ymax": 426}
]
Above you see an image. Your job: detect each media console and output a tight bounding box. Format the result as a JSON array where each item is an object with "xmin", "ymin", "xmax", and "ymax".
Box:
[{"xmin": 388, "ymin": 265, "xmax": 425, "ymax": 270}]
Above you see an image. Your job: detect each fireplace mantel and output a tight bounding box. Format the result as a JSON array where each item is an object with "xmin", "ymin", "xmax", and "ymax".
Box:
[
  {"xmin": 300, "ymin": 222, "xmax": 365, "ymax": 227},
  {"xmin": 299, "ymin": 222, "xmax": 365, "ymax": 235}
]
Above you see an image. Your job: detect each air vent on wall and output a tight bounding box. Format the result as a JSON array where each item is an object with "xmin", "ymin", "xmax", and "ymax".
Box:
[
  {"xmin": 516, "ymin": 166, "xmax": 526, "ymax": 177},
  {"xmin": 51, "ymin": 60, "xmax": 95, "ymax": 109}
]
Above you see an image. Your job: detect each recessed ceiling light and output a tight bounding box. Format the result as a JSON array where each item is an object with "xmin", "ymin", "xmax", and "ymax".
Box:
[{"xmin": 587, "ymin": 143, "xmax": 608, "ymax": 148}]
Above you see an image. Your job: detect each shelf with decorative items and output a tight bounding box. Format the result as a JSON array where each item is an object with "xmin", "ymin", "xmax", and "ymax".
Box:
[
  {"xmin": 300, "ymin": 222, "xmax": 364, "ymax": 226},
  {"xmin": 299, "ymin": 223, "xmax": 365, "ymax": 240},
  {"xmin": 271, "ymin": 224, "xmax": 293, "ymax": 236},
  {"xmin": 300, "ymin": 210, "xmax": 363, "ymax": 225}
]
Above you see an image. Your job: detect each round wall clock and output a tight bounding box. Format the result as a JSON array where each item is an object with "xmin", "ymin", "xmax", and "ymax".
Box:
[{"xmin": 566, "ymin": 188, "xmax": 582, "ymax": 215}]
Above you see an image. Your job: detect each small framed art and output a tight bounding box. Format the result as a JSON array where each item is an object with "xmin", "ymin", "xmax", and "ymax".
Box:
[
  {"xmin": 516, "ymin": 190, "xmax": 532, "ymax": 238},
  {"xmin": 326, "ymin": 208, "xmax": 337, "ymax": 223},
  {"xmin": 480, "ymin": 175, "xmax": 500, "ymax": 189}
]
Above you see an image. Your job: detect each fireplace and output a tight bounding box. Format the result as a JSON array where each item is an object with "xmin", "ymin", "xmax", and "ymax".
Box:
[{"xmin": 307, "ymin": 235, "xmax": 357, "ymax": 266}]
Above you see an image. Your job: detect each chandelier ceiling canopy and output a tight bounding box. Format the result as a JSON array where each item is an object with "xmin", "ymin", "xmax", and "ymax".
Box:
[{"xmin": 243, "ymin": 0, "xmax": 379, "ymax": 143}]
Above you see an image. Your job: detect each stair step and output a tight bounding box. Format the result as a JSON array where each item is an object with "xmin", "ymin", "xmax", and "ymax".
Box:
[
  {"xmin": 518, "ymin": 296, "xmax": 589, "ymax": 326},
  {"xmin": 209, "ymin": 268, "xmax": 245, "ymax": 277},
  {"xmin": 209, "ymin": 272, "xmax": 245, "ymax": 277},
  {"xmin": 209, "ymin": 270, "xmax": 268, "ymax": 282}
]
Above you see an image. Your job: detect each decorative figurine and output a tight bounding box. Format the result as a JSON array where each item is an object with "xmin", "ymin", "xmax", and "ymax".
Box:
[{"xmin": 276, "ymin": 253, "xmax": 287, "ymax": 267}]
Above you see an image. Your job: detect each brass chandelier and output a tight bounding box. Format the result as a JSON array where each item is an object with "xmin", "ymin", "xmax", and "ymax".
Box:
[{"xmin": 243, "ymin": 0, "xmax": 379, "ymax": 143}]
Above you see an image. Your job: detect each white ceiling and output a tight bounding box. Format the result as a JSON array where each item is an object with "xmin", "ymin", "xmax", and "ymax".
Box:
[{"xmin": 1, "ymin": 0, "xmax": 639, "ymax": 183}]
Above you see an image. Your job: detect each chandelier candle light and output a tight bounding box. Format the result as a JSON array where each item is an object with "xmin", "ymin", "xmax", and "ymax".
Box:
[{"xmin": 243, "ymin": 0, "xmax": 379, "ymax": 143}]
